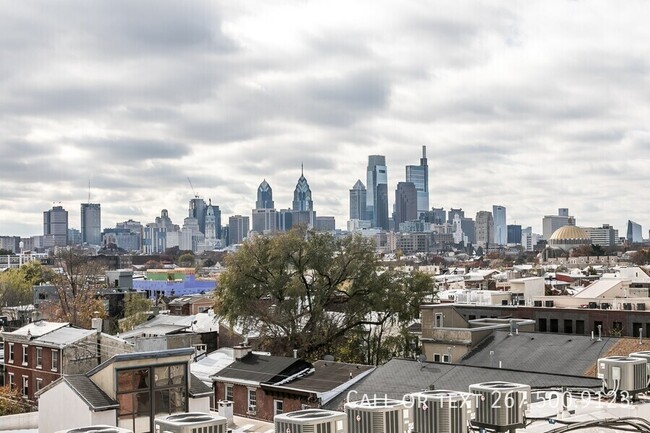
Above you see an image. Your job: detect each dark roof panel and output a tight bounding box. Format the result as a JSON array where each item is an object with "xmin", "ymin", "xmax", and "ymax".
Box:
[
  {"xmin": 64, "ymin": 375, "xmax": 119, "ymax": 411},
  {"xmin": 216, "ymin": 353, "xmax": 311, "ymax": 384},
  {"xmin": 190, "ymin": 373, "xmax": 213, "ymax": 397}
]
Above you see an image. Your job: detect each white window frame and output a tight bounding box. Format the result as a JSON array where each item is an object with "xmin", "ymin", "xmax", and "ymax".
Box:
[
  {"xmin": 36, "ymin": 347, "xmax": 43, "ymax": 369},
  {"xmin": 36, "ymin": 378, "xmax": 44, "ymax": 392},
  {"xmin": 442, "ymin": 354, "xmax": 451, "ymax": 363},
  {"xmin": 22, "ymin": 375, "xmax": 28, "ymax": 396},
  {"xmin": 433, "ymin": 353, "xmax": 441, "ymax": 362},
  {"xmin": 8, "ymin": 343, "xmax": 14, "ymax": 363},
  {"xmin": 22, "ymin": 345, "xmax": 28, "ymax": 366},
  {"xmin": 8, "ymin": 373, "xmax": 14, "ymax": 390},
  {"xmin": 274, "ymin": 399, "xmax": 283, "ymax": 416},
  {"xmin": 51, "ymin": 349, "xmax": 58, "ymax": 371},
  {"xmin": 247, "ymin": 388, "xmax": 257, "ymax": 414},
  {"xmin": 435, "ymin": 313, "xmax": 444, "ymax": 328},
  {"xmin": 225, "ymin": 384, "xmax": 233, "ymax": 402}
]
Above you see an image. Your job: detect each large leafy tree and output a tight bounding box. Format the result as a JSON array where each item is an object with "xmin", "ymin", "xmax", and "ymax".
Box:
[
  {"xmin": 0, "ymin": 385, "xmax": 32, "ymax": 415},
  {"xmin": 0, "ymin": 261, "xmax": 53, "ymax": 307},
  {"xmin": 215, "ymin": 228, "xmax": 435, "ymax": 361}
]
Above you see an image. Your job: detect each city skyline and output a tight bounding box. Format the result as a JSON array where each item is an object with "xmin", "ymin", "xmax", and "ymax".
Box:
[{"xmin": 1, "ymin": 1, "xmax": 650, "ymax": 236}]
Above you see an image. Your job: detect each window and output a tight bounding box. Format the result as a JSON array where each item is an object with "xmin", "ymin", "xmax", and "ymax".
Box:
[
  {"xmin": 22, "ymin": 376, "xmax": 28, "ymax": 396},
  {"xmin": 8, "ymin": 343, "xmax": 14, "ymax": 363},
  {"xmin": 550, "ymin": 319, "xmax": 559, "ymax": 333},
  {"xmin": 51, "ymin": 350, "xmax": 58, "ymax": 371},
  {"xmin": 247, "ymin": 388, "xmax": 257, "ymax": 413},
  {"xmin": 8, "ymin": 373, "xmax": 14, "ymax": 390},
  {"xmin": 225, "ymin": 384, "xmax": 233, "ymax": 402},
  {"xmin": 36, "ymin": 347, "xmax": 43, "ymax": 368},
  {"xmin": 435, "ymin": 313, "xmax": 444, "ymax": 328},
  {"xmin": 22, "ymin": 345, "xmax": 28, "ymax": 365},
  {"xmin": 442, "ymin": 354, "xmax": 451, "ymax": 363},
  {"xmin": 36, "ymin": 378, "xmax": 44, "ymax": 392},
  {"xmin": 538, "ymin": 318, "xmax": 547, "ymax": 332},
  {"xmin": 576, "ymin": 320, "xmax": 585, "ymax": 335},
  {"xmin": 633, "ymin": 323, "xmax": 643, "ymax": 338},
  {"xmin": 564, "ymin": 320, "xmax": 573, "ymax": 334},
  {"xmin": 594, "ymin": 321, "xmax": 603, "ymax": 336},
  {"xmin": 274, "ymin": 399, "xmax": 283, "ymax": 416},
  {"xmin": 433, "ymin": 354, "xmax": 441, "ymax": 362}
]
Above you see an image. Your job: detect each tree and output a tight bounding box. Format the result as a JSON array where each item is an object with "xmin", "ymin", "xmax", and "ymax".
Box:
[
  {"xmin": 0, "ymin": 385, "xmax": 32, "ymax": 415},
  {"xmin": 215, "ymin": 228, "xmax": 435, "ymax": 360},
  {"xmin": 0, "ymin": 261, "xmax": 54, "ymax": 307},
  {"xmin": 119, "ymin": 292, "xmax": 153, "ymax": 332},
  {"xmin": 43, "ymin": 249, "xmax": 107, "ymax": 328},
  {"xmin": 178, "ymin": 252, "xmax": 195, "ymax": 267}
]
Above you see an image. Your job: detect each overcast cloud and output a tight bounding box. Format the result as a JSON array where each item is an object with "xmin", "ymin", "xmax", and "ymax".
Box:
[{"xmin": 1, "ymin": 0, "xmax": 649, "ymax": 237}]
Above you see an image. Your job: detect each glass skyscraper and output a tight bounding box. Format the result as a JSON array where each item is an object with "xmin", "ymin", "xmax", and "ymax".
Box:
[
  {"xmin": 256, "ymin": 179, "xmax": 274, "ymax": 209},
  {"xmin": 492, "ymin": 205, "xmax": 507, "ymax": 246},
  {"xmin": 405, "ymin": 146, "xmax": 429, "ymax": 217},
  {"xmin": 366, "ymin": 155, "xmax": 389, "ymax": 230},
  {"xmin": 80, "ymin": 202, "xmax": 101, "ymax": 245},
  {"xmin": 349, "ymin": 179, "xmax": 367, "ymax": 220}
]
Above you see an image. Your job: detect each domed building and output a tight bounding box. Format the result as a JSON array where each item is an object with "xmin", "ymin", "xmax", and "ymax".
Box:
[{"xmin": 548, "ymin": 225, "xmax": 591, "ymax": 251}]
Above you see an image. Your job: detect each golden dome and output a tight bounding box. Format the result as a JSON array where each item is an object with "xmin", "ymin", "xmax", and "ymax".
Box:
[{"xmin": 549, "ymin": 225, "xmax": 590, "ymax": 241}]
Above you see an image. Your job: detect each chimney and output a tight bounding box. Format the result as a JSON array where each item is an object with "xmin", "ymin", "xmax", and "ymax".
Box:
[
  {"xmin": 233, "ymin": 343, "xmax": 252, "ymax": 360},
  {"xmin": 293, "ymin": 349, "xmax": 298, "ymax": 358},
  {"xmin": 91, "ymin": 317, "xmax": 103, "ymax": 332},
  {"xmin": 31, "ymin": 311, "xmax": 41, "ymax": 323}
]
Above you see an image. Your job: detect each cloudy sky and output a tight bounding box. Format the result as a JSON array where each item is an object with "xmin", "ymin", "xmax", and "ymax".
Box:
[{"xmin": 1, "ymin": 0, "xmax": 649, "ymax": 237}]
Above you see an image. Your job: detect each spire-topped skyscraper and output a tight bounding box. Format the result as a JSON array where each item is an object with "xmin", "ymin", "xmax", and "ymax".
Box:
[
  {"xmin": 292, "ymin": 165, "xmax": 313, "ymax": 211},
  {"xmin": 405, "ymin": 145, "xmax": 429, "ymax": 217}
]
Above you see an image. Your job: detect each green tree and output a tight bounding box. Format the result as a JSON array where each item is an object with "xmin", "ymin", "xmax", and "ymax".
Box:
[
  {"xmin": 178, "ymin": 253, "xmax": 195, "ymax": 267},
  {"xmin": 0, "ymin": 261, "xmax": 54, "ymax": 307},
  {"xmin": 43, "ymin": 249, "xmax": 106, "ymax": 328},
  {"xmin": 215, "ymin": 228, "xmax": 435, "ymax": 360},
  {"xmin": 119, "ymin": 292, "xmax": 153, "ymax": 332}
]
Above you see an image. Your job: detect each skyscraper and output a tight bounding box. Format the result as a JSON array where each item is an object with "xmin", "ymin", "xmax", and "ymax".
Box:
[
  {"xmin": 366, "ymin": 155, "xmax": 389, "ymax": 230},
  {"xmin": 229, "ymin": 215, "xmax": 250, "ymax": 245},
  {"xmin": 475, "ymin": 211, "xmax": 494, "ymax": 249},
  {"xmin": 394, "ymin": 182, "xmax": 418, "ymax": 230},
  {"xmin": 507, "ymin": 224, "xmax": 522, "ymax": 245},
  {"xmin": 542, "ymin": 209, "xmax": 575, "ymax": 239},
  {"xmin": 627, "ymin": 220, "xmax": 643, "ymax": 243},
  {"xmin": 80, "ymin": 203, "xmax": 101, "ymax": 245},
  {"xmin": 405, "ymin": 146, "xmax": 429, "ymax": 217},
  {"xmin": 492, "ymin": 205, "xmax": 507, "ymax": 246},
  {"xmin": 349, "ymin": 180, "xmax": 367, "ymax": 220},
  {"xmin": 43, "ymin": 205, "xmax": 68, "ymax": 247},
  {"xmin": 256, "ymin": 179, "xmax": 274, "ymax": 209},
  {"xmin": 292, "ymin": 166, "xmax": 313, "ymax": 211},
  {"xmin": 188, "ymin": 197, "xmax": 207, "ymax": 234}
]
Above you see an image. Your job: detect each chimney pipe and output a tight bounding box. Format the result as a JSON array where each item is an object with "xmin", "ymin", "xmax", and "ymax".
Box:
[
  {"xmin": 640, "ymin": 328, "xmax": 644, "ymax": 345},
  {"xmin": 293, "ymin": 349, "xmax": 298, "ymax": 358},
  {"xmin": 597, "ymin": 324, "xmax": 602, "ymax": 342}
]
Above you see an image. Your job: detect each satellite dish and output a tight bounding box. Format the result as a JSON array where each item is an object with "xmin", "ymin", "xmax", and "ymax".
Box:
[
  {"xmin": 417, "ymin": 354, "xmax": 427, "ymax": 363},
  {"xmin": 324, "ymin": 354, "xmax": 335, "ymax": 362}
]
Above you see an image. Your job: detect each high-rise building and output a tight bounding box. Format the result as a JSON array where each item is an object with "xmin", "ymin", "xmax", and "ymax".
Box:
[
  {"xmin": 627, "ymin": 220, "xmax": 643, "ymax": 243},
  {"xmin": 292, "ymin": 167, "xmax": 314, "ymax": 212},
  {"xmin": 229, "ymin": 215, "xmax": 250, "ymax": 245},
  {"xmin": 188, "ymin": 197, "xmax": 207, "ymax": 234},
  {"xmin": 475, "ymin": 211, "xmax": 494, "ymax": 249},
  {"xmin": 583, "ymin": 224, "xmax": 619, "ymax": 247},
  {"xmin": 256, "ymin": 179, "xmax": 274, "ymax": 209},
  {"xmin": 349, "ymin": 180, "xmax": 367, "ymax": 220},
  {"xmin": 43, "ymin": 205, "xmax": 68, "ymax": 247},
  {"xmin": 394, "ymin": 182, "xmax": 418, "ymax": 231},
  {"xmin": 542, "ymin": 208, "xmax": 575, "ymax": 239},
  {"xmin": 252, "ymin": 208, "xmax": 277, "ymax": 233},
  {"xmin": 80, "ymin": 203, "xmax": 101, "ymax": 245},
  {"xmin": 366, "ymin": 155, "xmax": 389, "ymax": 230},
  {"xmin": 447, "ymin": 208, "xmax": 465, "ymax": 224},
  {"xmin": 204, "ymin": 201, "xmax": 218, "ymax": 243},
  {"xmin": 155, "ymin": 209, "xmax": 178, "ymax": 231},
  {"xmin": 492, "ymin": 205, "xmax": 507, "ymax": 246},
  {"xmin": 315, "ymin": 216, "xmax": 336, "ymax": 232},
  {"xmin": 405, "ymin": 146, "xmax": 429, "ymax": 217},
  {"xmin": 507, "ymin": 224, "xmax": 522, "ymax": 245}
]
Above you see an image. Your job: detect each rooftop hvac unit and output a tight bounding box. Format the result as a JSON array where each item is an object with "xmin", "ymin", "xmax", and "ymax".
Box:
[
  {"xmin": 275, "ymin": 409, "xmax": 346, "ymax": 433},
  {"xmin": 154, "ymin": 412, "xmax": 228, "ymax": 433},
  {"xmin": 469, "ymin": 381, "xmax": 530, "ymax": 432},
  {"xmin": 629, "ymin": 351, "xmax": 650, "ymax": 388},
  {"xmin": 409, "ymin": 390, "xmax": 476, "ymax": 433},
  {"xmin": 597, "ymin": 356, "xmax": 648, "ymax": 394},
  {"xmin": 55, "ymin": 427, "xmax": 133, "ymax": 433},
  {"xmin": 345, "ymin": 398, "xmax": 409, "ymax": 433}
]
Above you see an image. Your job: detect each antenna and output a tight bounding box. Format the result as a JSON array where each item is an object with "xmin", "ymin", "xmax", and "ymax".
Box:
[{"xmin": 88, "ymin": 178, "xmax": 91, "ymax": 203}]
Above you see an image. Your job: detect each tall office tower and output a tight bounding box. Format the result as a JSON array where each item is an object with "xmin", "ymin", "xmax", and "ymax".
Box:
[
  {"xmin": 154, "ymin": 209, "xmax": 178, "ymax": 231},
  {"xmin": 349, "ymin": 180, "xmax": 367, "ymax": 220},
  {"xmin": 252, "ymin": 208, "xmax": 277, "ymax": 233},
  {"xmin": 461, "ymin": 218, "xmax": 476, "ymax": 245},
  {"xmin": 228, "ymin": 215, "xmax": 250, "ymax": 245},
  {"xmin": 431, "ymin": 208, "xmax": 446, "ymax": 225},
  {"xmin": 475, "ymin": 211, "xmax": 494, "ymax": 249},
  {"xmin": 394, "ymin": 182, "xmax": 418, "ymax": 230},
  {"xmin": 315, "ymin": 216, "xmax": 336, "ymax": 232},
  {"xmin": 366, "ymin": 155, "xmax": 389, "ymax": 230},
  {"xmin": 43, "ymin": 205, "xmax": 69, "ymax": 247},
  {"xmin": 447, "ymin": 208, "xmax": 465, "ymax": 224},
  {"xmin": 405, "ymin": 146, "xmax": 429, "ymax": 217},
  {"xmin": 80, "ymin": 203, "xmax": 101, "ymax": 245},
  {"xmin": 492, "ymin": 205, "xmax": 507, "ymax": 246},
  {"xmin": 277, "ymin": 209, "xmax": 293, "ymax": 231},
  {"xmin": 507, "ymin": 224, "xmax": 522, "ymax": 245},
  {"xmin": 188, "ymin": 197, "xmax": 207, "ymax": 234},
  {"xmin": 627, "ymin": 220, "xmax": 643, "ymax": 243},
  {"xmin": 256, "ymin": 179, "xmax": 275, "ymax": 209},
  {"xmin": 542, "ymin": 209, "xmax": 575, "ymax": 239},
  {"xmin": 292, "ymin": 167, "xmax": 314, "ymax": 211}
]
